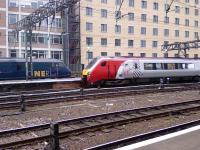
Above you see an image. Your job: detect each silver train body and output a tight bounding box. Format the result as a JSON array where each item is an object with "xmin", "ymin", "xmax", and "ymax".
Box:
[{"xmin": 115, "ymin": 58, "xmax": 200, "ymax": 81}]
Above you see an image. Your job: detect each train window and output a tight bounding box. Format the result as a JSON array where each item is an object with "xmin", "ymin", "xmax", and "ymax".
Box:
[
  {"xmin": 167, "ymin": 63, "xmax": 175, "ymax": 70},
  {"xmin": 58, "ymin": 62, "xmax": 65, "ymax": 68},
  {"xmin": 182, "ymin": 63, "xmax": 188, "ymax": 69},
  {"xmin": 163, "ymin": 63, "xmax": 168, "ymax": 70},
  {"xmin": 52, "ymin": 63, "xmax": 58, "ymax": 67},
  {"xmin": 144, "ymin": 63, "xmax": 153, "ymax": 70},
  {"xmin": 101, "ymin": 61, "xmax": 107, "ymax": 67},
  {"xmin": 178, "ymin": 63, "xmax": 183, "ymax": 69},
  {"xmin": 188, "ymin": 63, "xmax": 195, "ymax": 69},
  {"xmin": 156, "ymin": 63, "xmax": 162, "ymax": 70},
  {"xmin": 175, "ymin": 63, "xmax": 183, "ymax": 69},
  {"xmin": 86, "ymin": 57, "xmax": 99, "ymax": 69},
  {"xmin": 175, "ymin": 63, "xmax": 178, "ymax": 69}
]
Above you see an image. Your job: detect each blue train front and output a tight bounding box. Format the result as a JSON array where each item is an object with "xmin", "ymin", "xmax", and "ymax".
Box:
[{"xmin": 0, "ymin": 58, "xmax": 71, "ymax": 80}]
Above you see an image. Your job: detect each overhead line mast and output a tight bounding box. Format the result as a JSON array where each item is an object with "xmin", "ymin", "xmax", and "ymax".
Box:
[
  {"xmin": 163, "ymin": 0, "xmax": 200, "ymax": 58},
  {"xmin": 11, "ymin": 0, "xmax": 80, "ymax": 80},
  {"xmin": 165, "ymin": 0, "xmax": 175, "ymax": 16}
]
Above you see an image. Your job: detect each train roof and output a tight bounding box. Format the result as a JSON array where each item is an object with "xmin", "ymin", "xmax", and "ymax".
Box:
[
  {"xmin": 98, "ymin": 56, "xmax": 200, "ymax": 61},
  {"xmin": 0, "ymin": 58, "xmax": 64, "ymax": 63}
]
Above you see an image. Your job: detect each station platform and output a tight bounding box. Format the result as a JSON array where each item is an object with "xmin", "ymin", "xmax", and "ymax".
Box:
[
  {"xmin": 116, "ymin": 125, "xmax": 200, "ymax": 150},
  {"xmin": 0, "ymin": 78, "xmax": 81, "ymax": 92}
]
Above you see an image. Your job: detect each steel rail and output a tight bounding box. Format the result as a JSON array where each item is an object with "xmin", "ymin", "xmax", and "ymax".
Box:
[
  {"xmin": 0, "ymin": 82, "xmax": 198, "ymax": 99},
  {"xmin": 86, "ymin": 119, "xmax": 200, "ymax": 150},
  {"xmin": 1, "ymin": 99, "xmax": 200, "ymax": 148},
  {"xmin": 0, "ymin": 84, "xmax": 199, "ymax": 110}
]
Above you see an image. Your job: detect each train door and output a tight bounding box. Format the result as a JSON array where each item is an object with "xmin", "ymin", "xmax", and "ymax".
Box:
[
  {"xmin": 50, "ymin": 62, "xmax": 59, "ymax": 78},
  {"xmin": 108, "ymin": 61, "xmax": 117, "ymax": 79}
]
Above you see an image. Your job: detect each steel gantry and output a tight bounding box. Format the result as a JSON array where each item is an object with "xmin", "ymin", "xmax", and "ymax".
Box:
[
  {"xmin": 11, "ymin": 0, "xmax": 81, "ymax": 80},
  {"xmin": 161, "ymin": 40, "xmax": 200, "ymax": 58}
]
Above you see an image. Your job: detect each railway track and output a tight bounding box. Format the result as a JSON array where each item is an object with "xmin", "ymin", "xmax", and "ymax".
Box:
[
  {"xmin": 1, "ymin": 99, "xmax": 200, "ymax": 149},
  {"xmin": 87, "ymin": 119, "xmax": 200, "ymax": 150},
  {"xmin": 0, "ymin": 82, "xmax": 199, "ymax": 111}
]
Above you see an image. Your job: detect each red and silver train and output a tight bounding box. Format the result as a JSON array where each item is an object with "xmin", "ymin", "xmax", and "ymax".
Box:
[{"xmin": 82, "ymin": 56, "xmax": 200, "ymax": 86}]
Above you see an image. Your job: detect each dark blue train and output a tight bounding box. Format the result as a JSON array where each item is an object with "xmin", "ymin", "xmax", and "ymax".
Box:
[{"xmin": 0, "ymin": 58, "xmax": 71, "ymax": 80}]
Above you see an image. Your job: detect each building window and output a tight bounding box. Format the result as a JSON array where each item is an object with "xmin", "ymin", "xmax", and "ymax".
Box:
[
  {"xmin": 152, "ymin": 53, "xmax": 157, "ymax": 58},
  {"xmin": 141, "ymin": 0, "xmax": 147, "ymax": 8},
  {"xmin": 141, "ymin": 27, "xmax": 146, "ymax": 35},
  {"xmin": 101, "ymin": 38, "xmax": 107, "ymax": 46},
  {"xmin": 38, "ymin": 34, "xmax": 48, "ymax": 44},
  {"xmin": 115, "ymin": 25, "xmax": 121, "ymax": 33},
  {"xmin": 86, "ymin": 22, "xmax": 93, "ymax": 31},
  {"xmin": 175, "ymin": 30, "xmax": 179, "ymax": 37},
  {"xmin": 153, "ymin": 2, "xmax": 159, "ymax": 10},
  {"xmin": 141, "ymin": 14, "xmax": 147, "ymax": 22},
  {"xmin": 86, "ymin": 37, "xmax": 93, "ymax": 46},
  {"xmin": 26, "ymin": 50, "xmax": 48, "ymax": 59},
  {"xmin": 51, "ymin": 18, "xmax": 62, "ymax": 28},
  {"xmin": 195, "ymin": 9, "xmax": 199, "ymax": 16},
  {"xmin": 153, "ymin": 28, "xmax": 158, "ymax": 36},
  {"xmin": 194, "ymin": 32, "xmax": 199, "ymax": 39},
  {"xmin": 141, "ymin": 40, "xmax": 146, "ymax": 47},
  {"xmin": 152, "ymin": 41, "xmax": 158, "ymax": 48},
  {"xmin": 185, "ymin": 19, "xmax": 189, "ymax": 26},
  {"xmin": 9, "ymin": 0, "xmax": 18, "ymax": 7},
  {"xmin": 101, "ymin": 0, "xmax": 107, "ymax": 4},
  {"xmin": 153, "ymin": 15, "xmax": 158, "ymax": 23},
  {"xmin": 140, "ymin": 53, "xmax": 146, "ymax": 57},
  {"xmin": 164, "ymin": 29, "xmax": 169, "ymax": 37},
  {"xmin": 194, "ymin": 54, "xmax": 198, "ymax": 58},
  {"xmin": 128, "ymin": 53, "xmax": 133, "ymax": 56},
  {"xmin": 8, "ymin": 31, "xmax": 18, "ymax": 43},
  {"xmin": 51, "ymin": 51, "xmax": 63, "ymax": 60},
  {"xmin": 175, "ymin": 18, "xmax": 180, "ymax": 25},
  {"xmin": 129, "ymin": 0, "xmax": 134, "ymax": 7},
  {"xmin": 195, "ymin": 0, "xmax": 199, "ymax": 4},
  {"xmin": 101, "ymin": 9, "xmax": 107, "ymax": 18},
  {"xmin": 185, "ymin": 31, "xmax": 189, "ymax": 38},
  {"xmin": 163, "ymin": 53, "xmax": 168, "ymax": 58},
  {"xmin": 8, "ymin": 14, "xmax": 18, "ymax": 24},
  {"xmin": 101, "ymin": 24, "xmax": 107, "ymax": 32},
  {"xmin": 51, "ymin": 35, "xmax": 62, "ymax": 44},
  {"xmin": 115, "ymin": 39, "xmax": 121, "ymax": 46},
  {"xmin": 31, "ymin": 1, "xmax": 38, "ymax": 9},
  {"xmin": 101, "ymin": 52, "xmax": 107, "ymax": 56},
  {"xmin": 185, "ymin": 7, "xmax": 189, "ymax": 14},
  {"xmin": 9, "ymin": 49, "xmax": 18, "ymax": 58},
  {"xmin": 86, "ymin": 51, "xmax": 93, "ymax": 60},
  {"xmin": 128, "ymin": 40, "xmax": 134, "ymax": 47},
  {"xmin": 128, "ymin": 26, "xmax": 134, "ymax": 34},
  {"xmin": 128, "ymin": 13, "xmax": 134, "ymax": 21},
  {"xmin": 174, "ymin": 53, "xmax": 179, "ymax": 58},
  {"xmin": 164, "ymin": 16, "xmax": 169, "ymax": 24},
  {"xmin": 86, "ymin": 7, "xmax": 93, "ymax": 16},
  {"xmin": 195, "ymin": 20, "xmax": 199, "ymax": 27},
  {"xmin": 175, "ymin": 6, "xmax": 180, "ymax": 13},
  {"xmin": 115, "ymin": 52, "xmax": 121, "ymax": 56},
  {"xmin": 115, "ymin": 0, "xmax": 121, "ymax": 5}
]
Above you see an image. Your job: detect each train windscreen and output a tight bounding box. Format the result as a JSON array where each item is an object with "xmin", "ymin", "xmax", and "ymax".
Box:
[{"xmin": 86, "ymin": 57, "xmax": 99, "ymax": 69}]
